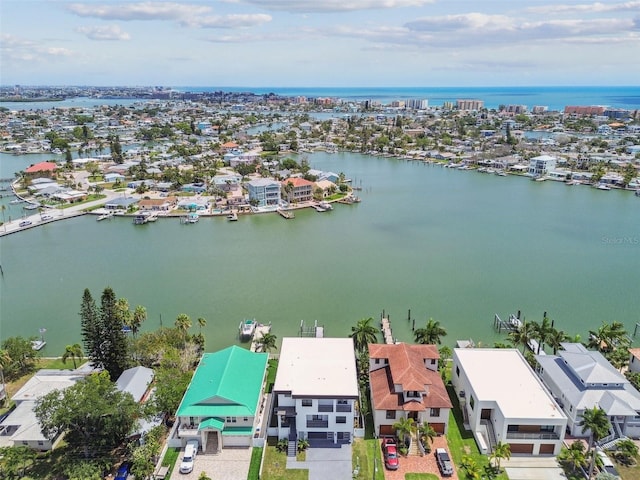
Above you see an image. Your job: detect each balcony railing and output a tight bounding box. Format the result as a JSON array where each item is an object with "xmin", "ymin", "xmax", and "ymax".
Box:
[
  {"xmin": 336, "ymin": 404, "xmax": 352, "ymax": 413},
  {"xmin": 318, "ymin": 405, "xmax": 334, "ymax": 412},
  {"xmin": 506, "ymin": 432, "xmax": 559, "ymax": 440},
  {"xmin": 306, "ymin": 420, "xmax": 329, "ymax": 428}
]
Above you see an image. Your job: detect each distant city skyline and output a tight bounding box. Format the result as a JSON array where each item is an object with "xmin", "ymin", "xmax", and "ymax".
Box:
[{"xmin": 2, "ymin": 0, "xmax": 639, "ymax": 87}]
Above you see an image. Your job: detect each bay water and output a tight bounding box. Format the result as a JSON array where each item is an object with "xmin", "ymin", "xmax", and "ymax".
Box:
[{"xmin": 1, "ymin": 152, "xmax": 639, "ymax": 355}]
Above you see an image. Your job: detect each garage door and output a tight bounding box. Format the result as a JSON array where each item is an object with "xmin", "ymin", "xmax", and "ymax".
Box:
[
  {"xmin": 379, "ymin": 425, "xmax": 395, "ymax": 436},
  {"xmin": 509, "ymin": 443, "xmax": 534, "ymax": 454},
  {"xmin": 223, "ymin": 435, "xmax": 251, "ymax": 447},
  {"xmin": 431, "ymin": 423, "xmax": 445, "ymax": 434}
]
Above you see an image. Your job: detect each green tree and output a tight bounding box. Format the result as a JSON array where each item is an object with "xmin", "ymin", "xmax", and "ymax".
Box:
[
  {"xmin": 349, "ymin": 317, "xmax": 379, "ymax": 353},
  {"xmin": 414, "ymin": 318, "xmax": 447, "ymax": 345},
  {"xmin": 418, "ymin": 421, "xmax": 437, "ymax": 453},
  {"xmin": 152, "ymin": 367, "xmax": 193, "ymax": 415},
  {"xmin": 531, "ymin": 315, "xmax": 554, "ymax": 354},
  {"xmin": 34, "ymin": 371, "xmax": 141, "ymax": 459},
  {"xmin": 256, "ymin": 332, "xmax": 278, "ymax": 353},
  {"xmin": 62, "ymin": 343, "xmax": 84, "ymax": 369},
  {"xmin": 63, "ymin": 460, "xmax": 105, "ymax": 480},
  {"xmin": 614, "ymin": 438, "xmax": 639, "ymax": 465},
  {"xmin": 80, "ymin": 287, "xmax": 129, "ymax": 380},
  {"xmin": 0, "ymin": 445, "xmax": 37, "ymax": 479},
  {"xmin": 588, "ymin": 321, "xmax": 629, "ymax": 352},
  {"xmin": 580, "ymin": 406, "xmax": 611, "ymax": 479},
  {"xmin": 1, "ymin": 336, "xmax": 38, "ymax": 381},
  {"xmin": 129, "ymin": 305, "xmax": 147, "ymax": 338},
  {"xmin": 461, "ymin": 455, "xmax": 482, "ymax": 480},
  {"xmin": 175, "ymin": 313, "xmax": 192, "ymax": 345},
  {"xmin": 508, "ymin": 320, "xmax": 535, "ymax": 354},
  {"xmin": 392, "ymin": 416, "xmax": 416, "ymax": 450},
  {"xmin": 557, "ymin": 441, "xmax": 587, "ymax": 475},
  {"xmin": 490, "ymin": 441, "xmax": 511, "ymax": 472},
  {"xmin": 197, "ymin": 316, "xmax": 207, "ymax": 334},
  {"xmin": 547, "ymin": 328, "xmax": 569, "ymax": 355}
]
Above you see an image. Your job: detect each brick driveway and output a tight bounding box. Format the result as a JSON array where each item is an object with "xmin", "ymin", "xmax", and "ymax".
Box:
[
  {"xmin": 382, "ymin": 436, "xmax": 459, "ymax": 480},
  {"xmin": 169, "ymin": 447, "xmax": 252, "ymax": 480}
]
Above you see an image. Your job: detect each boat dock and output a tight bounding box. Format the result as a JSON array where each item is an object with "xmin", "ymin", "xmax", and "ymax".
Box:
[
  {"xmin": 380, "ymin": 313, "xmax": 395, "ymax": 344},
  {"xmin": 299, "ymin": 319, "xmax": 324, "ymax": 338},
  {"xmin": 493, "ymin": 313, "xmax": 522, "ymax": 333},
  {"xmin": 277, "ymin": 209, "xmax": 295, "ymax": 219},
  {"xmin": 250, "ymin": 322, "xmax": 272, "ymax": 352}
]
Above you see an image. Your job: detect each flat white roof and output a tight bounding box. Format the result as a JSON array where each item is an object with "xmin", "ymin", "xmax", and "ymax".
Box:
[
  {"xmin": 274, "ymin": 337, "xmax": 358, "ymax": 398},
  {"xmin": 455, "ymin": 348, "xmax": 566, "ymax": 420}
]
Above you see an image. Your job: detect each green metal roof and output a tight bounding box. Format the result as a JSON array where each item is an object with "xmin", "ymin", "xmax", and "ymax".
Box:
[
  {"xmin": 199, "ymin": 417, "xmax": 225, "ymax": 431},
  {"xmin": 177, "ymin": 346, "xmax": 268, "ymax": 419},
  {"xmin": 221, "ymin": 426, "xmax": 253, "ymax": 436}
]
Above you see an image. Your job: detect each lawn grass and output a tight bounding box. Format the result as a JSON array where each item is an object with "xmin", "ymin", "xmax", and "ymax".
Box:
[
  {"xmin": 405, "ymin": 474, "xmax": 439, "ymax": 480},
  {"xmin": 266, "ymin": 359, "xmax": 278, "ymax": 393},
  {"xmin": 247, "ymin": 447, "xmax": 263, "ymax": 480},
  {"xmin": 352, "ymin": 438, "xmax": 385, "ymax": 480},
  {"xmin": 261, "ymin": 445, "xmax": 308, "ymax": 480},
  {"xmin": 162, "ymin": 447, "xmax": 180, "ymax": 477}
]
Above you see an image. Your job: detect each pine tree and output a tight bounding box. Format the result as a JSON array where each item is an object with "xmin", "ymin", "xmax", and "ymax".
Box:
[{"xmin": 80, "ymin": 288, "xmax": 99, "ymax": 367}]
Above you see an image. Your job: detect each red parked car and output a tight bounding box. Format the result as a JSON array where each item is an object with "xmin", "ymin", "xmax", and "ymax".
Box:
[{"xmin": 381, "ymin": 437, "xmax": 399, "ymax": 470}]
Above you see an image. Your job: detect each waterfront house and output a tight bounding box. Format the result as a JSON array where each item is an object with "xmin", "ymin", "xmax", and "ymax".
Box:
[
  {"xmin": 536, "ymin": 343, "xmax": 640, "ymax": 439},
  {"xmin": 24, "ymin": 161, "xmax": 57, "ymax": 179},
  {"xmin": 116, "ymin": 366, "xmax": 154, "ymax": 403},
  {"xmin": 528, "ymin": 155, "xmax": 557, "ymax": 177},
  {"xmin": 138, "ymin": 197, "xmax": 177, "ymax": 211},
  {"xmin": 314, "ymin": 179, "xmax": 337, "ymax": 198},
  {"xmin": 452, "ymin": 348, "xmax": 567, "ymax": 455},
  {"xmin": 368, "ymin": 343, "xmax": 452, "ymax": 436},
  {"xmin": 281, "ymin": 177, "xmax": 314, "ymax": 204},
  {"xmin": 0, "ymin": 369, "xmax": 88, "ymax": 451},
  {"xmin": 104, "ymin": 197, "xmax": 139, "ymax": 211},
  {"xmin": 173, "ymin": 346, "xmax": 268, "ymax": 452},
  {"xmin": 246, "ymin": 178, "xmax": 281, "ymax": 207},
  {"xmin": 271, "ymin": 338, "xmax": 359, "ymax": 450}
]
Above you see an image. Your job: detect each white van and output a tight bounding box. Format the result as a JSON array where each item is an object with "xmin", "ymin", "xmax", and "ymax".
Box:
[{"xmin": 179, "ymin": 440, "xmax": 199, "ymax": 474}]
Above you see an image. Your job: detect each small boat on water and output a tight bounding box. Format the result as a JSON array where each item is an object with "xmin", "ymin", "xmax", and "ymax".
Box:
[
  {"xmin": 10, "ymin": 199, "xmax": 23, "ymax": 204},
  {"xmin": 31, "ymin": 340, "xmax": 46, "ymax": 351},
  {"xmin": 227, "ymin": 212, "xmax": 238, "ymax": 221},
  {"xmin": 181, "ymin": 212, "xmax": 199, "ymax": 224},
  {"xmin": 595, "ymin": 183, "xmax": 611, "ymax": 191},
  {"xmin": 134, "ymin": 212, "xmax": 151, "ymax": 225},
  {"xmin": 24, "ymin": 203, "xmax": 40, "ymax": 210},
  {"xmin": 319, "ymin": 201, "xmax": 333, "ymax": 211},
  {"xmin": 239, "ymin": 319, "xmax": 257, "ymax": 341}
]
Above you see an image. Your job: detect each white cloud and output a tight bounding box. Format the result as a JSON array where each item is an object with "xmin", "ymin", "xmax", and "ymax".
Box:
[
  {"xmin": 526, "ymin": 1, "xmax": 640, "ymax": 15},
  {"xmin": 76, "ymin": 25, "xmax": 131, "ymax": 41},
  {"xmin": 66, "ymin": 2, "xmax": 211, "ymax": 21},
  {"xmin": 183, "ymin": 14, "xmax": 272, "ymax": 28},
  {"xmin": 0, "ymin": 34, "xmax": 75, "ymax": 63},
  {"xmin": 237, "ymin": 0, "xmax": 434, "ymax": 13}
]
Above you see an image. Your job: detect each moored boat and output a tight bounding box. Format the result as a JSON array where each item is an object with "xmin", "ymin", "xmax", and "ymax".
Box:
[
  {"xmin": 227, "ymin": 212, "xmax": 238, "ymax": 221},
  {"xmin": 595, "ymin": 183, "xmax": 611, "ymax": 191},
  {"xmin": 239, "ymin": 318, "xmax": 257, "ymax": 341}
]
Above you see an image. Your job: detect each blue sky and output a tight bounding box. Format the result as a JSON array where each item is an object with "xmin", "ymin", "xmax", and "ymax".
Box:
[{"xmin": 1, "ymin": 0, "xmax": 639, "ymax": 87}]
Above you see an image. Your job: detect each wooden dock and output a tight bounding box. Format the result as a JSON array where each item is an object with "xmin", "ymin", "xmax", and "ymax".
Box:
[
  {"xmin": 493, "ymin": 313, "xmax": 522, "ymax": 333},
  {"xmin": 380, "ymin": 315, "xmax": 395, "ymax": 344},
  {"xmin": 277, "ymin": 209, "xmax": 295, "ymax": 219},
  {"xmin": 250, "ymin": 323, "xmax": 272, "ymax": 352}
]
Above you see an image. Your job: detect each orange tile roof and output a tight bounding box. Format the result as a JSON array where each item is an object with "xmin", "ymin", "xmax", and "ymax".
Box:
[
  {"xmin": 282, "ymin": 177, "xmax": 314, "ymax": 187},
  {"xmin": 369, "ymin": 343, "xmax": 452, "ymax": 412},
  {"xmin": 222, "ymin": 141, "xmax": 239, "ymax": 149},
  {"xmin": 25, "ymin": 161, "xmax": 57, "ymax": 173}
]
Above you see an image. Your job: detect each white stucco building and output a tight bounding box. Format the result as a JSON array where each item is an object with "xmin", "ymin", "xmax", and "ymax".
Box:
[
  {"xmin": 272, "ymin": 338, "xmax": 358, "ymax": 453},
  {"xmin": 452, "ymin": 348, "xmax": 567, "ymax": 455}
]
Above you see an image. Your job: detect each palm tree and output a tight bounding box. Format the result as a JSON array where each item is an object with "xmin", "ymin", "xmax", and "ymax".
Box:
[
  {"xmin": 588, "ymin": 321, "xmax": 629, "ymax": 352},
  {"xmin": 129, "ymin": 305, "xmax": 147, "ymax": 338},
  {"xmin": 614, "ymin": 438, "xmax": 639, "ymax": 465},
  {"xmin": 547, "ymin": 328, "xmax": 569, "ymax": 355},
  {"xmin": 197, "ymin": 317, "xmax": 207, "ymax": 334},
  {"xmin": 350, "ymin": 317, "xmax": 379, "ymax": 353},
  {"xmin": 418, "ymin": 422, "xmax": 437, "ymax": 453},
  {"xmin": 175, "ymin": 313, "xmax": 192, "ymax": 344},
  {"xmin": 490, "ymin": 441, "xmax": 511, "ymax": 472},
  {"xmin": 0, "ymin": 348, "xmax": 11, "ymax": 404},
  {"xmin": 256, "ymin": 332, "xmax": 278, "ymax": 353},
  {"xmin": 531, "ymin": 315, "xmax": 553, "ymax": 354},
  {"xmin": 558, "ymin": 441, "xmax": 587, "ymax": 474},
  {"xmin": 580, "ymin": 406, "xmax": 611, "ymax": 479},
  {"xmin": 392, "ymin": 416, "xmax": 416, "ymax": 451},
  {"xmin": 61, "ymin": 343, "xmax": 83, "ymax": 369},
  {"xmin": 508, "ymin": 320, "xmax": 535, "ymax": 354},
  {"xmin": 414, "ymin": 318, "xmax": 447, "ymax": 345}
]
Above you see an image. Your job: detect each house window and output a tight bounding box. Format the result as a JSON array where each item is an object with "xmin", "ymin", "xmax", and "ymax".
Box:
[
  {"xmin": 430, "ymin": 408, "xmax": 440, "ymax": 417},
  {"xmin": 302, "ymin": 399, "xmax": 312, "ymax": 407},
  {"xmin": 336, "ymin": 416, "xmax": 347, "ymax": 424},
  {"xmin": 386, "ymin": 410, "xmax": 396, "ymax": 419},
  {"xmin": 431, "ymin": 359, "xmax": 436, "ymax": 365},
  {"xmin": 244, "ymin": 418, "xmax": 249, "ymax": 422},
  {"xmin": 469, "ymin": 396, "xmax": 475, "ymax": 410},
  {"xmin": 226, "ymin": 417, "xmax": 237, "ymax": 423},
  {"xmin": 37, "ymin": 441, "xmax": 44, "ymax": 446},
  {"xmin": 456, "ymin": 366, "xmax": 460, "ymax": 377},
  {"xmin": 375, "ymin": 358, "xmax": 380, "ymax": 364}
]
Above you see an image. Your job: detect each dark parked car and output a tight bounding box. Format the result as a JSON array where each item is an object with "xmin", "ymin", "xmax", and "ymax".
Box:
[
  {"xmin": 115, "ymin": 461, "xmax": 131, "ymax": 480},
  {"xmin": 435, "ymin": 447, "xmax": 454, "ymax": 476},
  {"xmin": 381, "ymin": 437, "xmax": 399, "ymax": 470}
]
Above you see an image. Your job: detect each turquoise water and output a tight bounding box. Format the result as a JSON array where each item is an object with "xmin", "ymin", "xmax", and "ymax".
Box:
[{"xmin": 1, "ymin": 152, "xmax": 639, "ymax": 355}]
